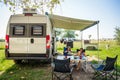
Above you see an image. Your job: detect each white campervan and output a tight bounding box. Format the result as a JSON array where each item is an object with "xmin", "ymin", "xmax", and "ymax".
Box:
[{"xmin": 5, "ymin": 9, "xmax": 56, "ymax": 63}]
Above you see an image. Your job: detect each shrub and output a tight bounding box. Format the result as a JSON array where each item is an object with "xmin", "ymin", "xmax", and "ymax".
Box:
[{"xmin": 86, "ymin": 46, "xmax": 97, "ymax": 50}]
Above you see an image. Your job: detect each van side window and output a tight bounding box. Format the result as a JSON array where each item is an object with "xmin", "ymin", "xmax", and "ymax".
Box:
[
  {"xmin": 13, "ymin": 26, "xmax": 25, "ymax": 35},
  {"xmin": 31, "ymin": 25, "xmax": 43, "ymax": 36}
]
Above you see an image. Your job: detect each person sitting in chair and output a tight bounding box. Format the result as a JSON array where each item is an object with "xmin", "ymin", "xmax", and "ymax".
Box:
[
  {"xmin": 75, "ymin": 48, "xmax": 87, "ymax": 70},
  {"xmin": 80, "ymin": 49, "xmax": 86, "ymax": 60},
  {"xmin": 63, "ymin": 46, "xmax": 72, "ymax": 57},
  {"xmin": 75, "ymin": 48, "xmax": 83, "ymax": 56}
]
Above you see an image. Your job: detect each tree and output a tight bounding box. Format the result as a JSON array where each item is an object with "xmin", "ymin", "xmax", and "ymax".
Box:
[
  {"xmin": 114, "ymin": 27, "xmax": 120, "ymax": 45},
  {"xmin": 62, "ymin": 30, "xmax": 75, "ymax": 40},
  {"xmin": 88, "ymin": 35, "xmax": 91, "ymax": 40},
  {"xmin": 0, "ymin": 0, "xmax": 63, "ymax": 14},
  {"xmin": 88, "ymin": 35, "xmax": 92, "ymax": 42},
  {"xmin": 55, "ymin": 28, "xmax": 63, "ymax": 36}
]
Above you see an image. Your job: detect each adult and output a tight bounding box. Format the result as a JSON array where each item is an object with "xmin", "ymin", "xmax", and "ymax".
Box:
[{"xmin": 76, "ymin": 48, "xmax": 83, "ymax": 57}]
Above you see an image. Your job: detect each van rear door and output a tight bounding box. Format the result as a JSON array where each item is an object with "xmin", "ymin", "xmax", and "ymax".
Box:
[
  {"xmin": 27, "ymin": 24, "xmax": 46, "ymax": 53},
  {"xmin": 9, "ymin": 24, "xmax": 28, "ymax": 53}
]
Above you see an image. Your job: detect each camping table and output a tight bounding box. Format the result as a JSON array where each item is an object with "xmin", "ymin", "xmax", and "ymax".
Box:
[{"xmin": 56, "ymin": 55, "xmax": 88, "ymax": 72}]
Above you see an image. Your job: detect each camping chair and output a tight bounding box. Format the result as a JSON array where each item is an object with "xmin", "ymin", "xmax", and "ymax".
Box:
[
  {"xmin": 51, "ymin": 58, "xmax": 73, "ymax": 80},
  {"xmin": 91, "ymin": 55, "xmax": 118, "ymax": 80}
]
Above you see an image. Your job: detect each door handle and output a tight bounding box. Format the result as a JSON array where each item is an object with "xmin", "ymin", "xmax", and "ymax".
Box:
[{"xmin": 31, "ymin": 38, "xmax": 34, "ymax": 43}]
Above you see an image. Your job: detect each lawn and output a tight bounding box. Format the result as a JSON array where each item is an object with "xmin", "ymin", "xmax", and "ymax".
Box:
[
  {"xmin": 0, "ymin": 40, "xmax": 120, "ymax": 80},
  {"xmin": 57, "ymin": 40, "xmax": 120, "ymax": 70},
  {"xmin": 0, "ymin": 42, "xmax": 51, "ymax": 80}
]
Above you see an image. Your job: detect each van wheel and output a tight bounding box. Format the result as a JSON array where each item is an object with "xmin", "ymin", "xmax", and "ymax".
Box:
[
  {"xmin": 14, "ymin": 60, "xmax": 22, "ymax": 64},
  {"xmin": 52, "ymin": 48, "xmax": 54, "ymax": 56},
  {"xmin": 47, "ymin": 58, "xmax": 52, "ymax": 63}
]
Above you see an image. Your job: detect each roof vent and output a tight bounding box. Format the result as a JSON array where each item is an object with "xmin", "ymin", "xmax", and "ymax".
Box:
[{"xmin": 23, "ymin": 8, "xmax": 37, "ymax": 14}]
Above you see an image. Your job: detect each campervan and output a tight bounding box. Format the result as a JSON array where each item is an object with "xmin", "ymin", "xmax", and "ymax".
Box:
[{"xmin": 5, "ymin": 9, "xmax": 56, "ymax": 63}]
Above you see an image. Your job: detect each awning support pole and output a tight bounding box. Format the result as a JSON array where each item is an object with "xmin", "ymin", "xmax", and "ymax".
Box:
[
  {"xmin": 80, "ymin": 31, "xmax": 83, "ymax": 48},
  {"xmin": 97, "ymin": 22, "xmax": 100, "ymax": 62}
]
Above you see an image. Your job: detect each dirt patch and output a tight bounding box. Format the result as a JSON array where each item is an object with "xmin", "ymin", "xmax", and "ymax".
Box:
[{"xmin": 0, "ymin": 71, "xmax": 4, "ymax": 75}]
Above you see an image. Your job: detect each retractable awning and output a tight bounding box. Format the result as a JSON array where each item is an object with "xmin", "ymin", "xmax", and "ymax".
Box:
[
  {"xmin": 48, "ymin": 14, "xmax": 100, "ymax": 61},
  {"xmin": 49, "ymin": 14, "xmax": 99, "ymax": 31}
]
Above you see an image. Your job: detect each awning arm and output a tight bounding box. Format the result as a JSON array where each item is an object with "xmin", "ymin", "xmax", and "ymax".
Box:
[{"xmin": 81, "ymin": 21, "xmax": 100, "ymax": 31}]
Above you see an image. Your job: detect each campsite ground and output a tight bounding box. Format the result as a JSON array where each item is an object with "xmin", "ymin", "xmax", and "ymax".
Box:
[
  {"xmin": 0, "ymin": 40, "xmax": 120, "ymax": 80},
  {"xmin": 57, "ymin": 40, "xmax": 120, "ymax": 68}
]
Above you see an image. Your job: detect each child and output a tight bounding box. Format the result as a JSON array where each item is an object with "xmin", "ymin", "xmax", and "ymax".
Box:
[
  {"xmin": 63, "ymin": 46, "xmax": 72, "ymax": 56},
  {"xmin": 63, "ymin": 47, "xmax": 68, "ymax": 56}
]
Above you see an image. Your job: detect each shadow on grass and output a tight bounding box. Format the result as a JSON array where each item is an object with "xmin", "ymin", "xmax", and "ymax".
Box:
[
  {"xmin": 0, "ymin": 48, "xmax": 4, "ymax": 50},
  {"xmin": 86, "ymin": 49, "xmax": 102, "ymax": 51},
  {"xmin": 116, "ymin": 65, "xmax": 120, "ymax": 76},
  {"xmin": 0, "ymin": 61, "xmax": 52, "ymax": 80},
  {"xmin": 0, "ymin": 58, "xmax": 6, "ymax": 63}
]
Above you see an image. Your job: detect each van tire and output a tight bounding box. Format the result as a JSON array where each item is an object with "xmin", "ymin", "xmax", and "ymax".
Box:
[
  {"xmin": 52, "ymin": 47, "xmax": 55, "ymax": 55},
  {"xmin": 47, "ymin": 58, "xmax": 52, "ymax": 63},
  {"xmin": 14, "ymin": 60, "xmax": 22, "ymax": 64}
]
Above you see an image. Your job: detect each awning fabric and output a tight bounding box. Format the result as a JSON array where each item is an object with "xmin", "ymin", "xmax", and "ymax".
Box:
[{"xmin": 49, "ymin": 14, "xmax": 99, "ymax": 31}]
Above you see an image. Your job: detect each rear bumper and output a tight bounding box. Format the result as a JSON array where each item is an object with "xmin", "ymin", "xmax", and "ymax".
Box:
[
  {"xmin": 5, "ymin": 49, "xmax": 51, "ymax": 60},
  {"xmin": 6, "ymin": 56, "xmax": 49, "ymax": 60}
]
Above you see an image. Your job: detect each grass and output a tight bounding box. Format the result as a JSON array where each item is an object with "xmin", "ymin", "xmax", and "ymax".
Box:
[
  {"xmin": 0, "ymin": 63, "xmax": 51, "ymax": 80},
  {"xmin": 0, "ymin": 42, "xmax": 51, "ymax": 80},
  {"xmin": 57, "ymin": 40, "xmax": 120, "ymax": 70},
  {"xmin": 0, "ymin": 40, "xmax": 120, "ymax": 79}
]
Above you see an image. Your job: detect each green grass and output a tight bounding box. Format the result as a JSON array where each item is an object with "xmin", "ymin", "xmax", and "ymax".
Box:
[
  {"xmin": 0, "ymin": 64, "xmax": 51, "ymax": 80},
  {"xmin": 0, "ymin": 42, "xmax": 51, "ymax": 80},
  {"xmin": 0, "ymin": 65, "xmax": 51, "ymax": 80},
  {"xmin": 57, "ymin": 40, "xmax": 120, "ymax": 70},
  {"xmin": 0, "ymin": 40, "xmax": 120, "ymax": 79}
]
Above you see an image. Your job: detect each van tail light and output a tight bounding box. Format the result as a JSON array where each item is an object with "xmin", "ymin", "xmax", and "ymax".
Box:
[
  {"xmin": 46, "ymin": 35, "xmax": 50, "ymax": 49},
  {"xmin": 5, "ymin": 35, "xmax": 9, "ymax": 49}
]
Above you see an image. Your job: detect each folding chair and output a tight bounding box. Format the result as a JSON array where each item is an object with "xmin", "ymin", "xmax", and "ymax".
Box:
[
  {"xmin": 91, "ymin": 55, "xmax": 118, "ymax": 80},
  {"xmin": 51, "ymin": 58, "xmax": 73, "ymax": 80}
]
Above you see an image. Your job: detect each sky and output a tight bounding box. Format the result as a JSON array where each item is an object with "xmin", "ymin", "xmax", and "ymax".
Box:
[{"xmin": 0, "ymin": 0, "xmax": 120, "ymax": 39}]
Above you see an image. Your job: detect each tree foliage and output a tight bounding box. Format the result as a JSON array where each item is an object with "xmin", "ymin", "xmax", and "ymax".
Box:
[
  {"xmin": 114, "ymin": 27, "xmax": 120, "ymax": 45},
  {"xmin": 55, "ymin": 28, "xmax": 62, "ymax": 36},
  {"xmin": 63, "ymin": 30, "xmax": 75, "ymax": 39},
  {"xmin": 0, "ymin": 0, "xmax": 63, "ymax": 14}
]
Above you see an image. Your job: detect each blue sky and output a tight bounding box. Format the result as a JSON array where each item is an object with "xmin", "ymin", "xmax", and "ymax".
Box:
[
  {"xmin": 54, "ymin": 0, "xmax": 120, "ymax": 39},
  {"xmin": 0, "ymin": 0, "xmax": 120, "ymax": 39}
]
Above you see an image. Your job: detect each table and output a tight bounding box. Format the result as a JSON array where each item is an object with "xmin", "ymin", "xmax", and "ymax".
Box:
[{"xmin": 56, "ymin": 55, "xmax": 88, "ymax": 72}]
